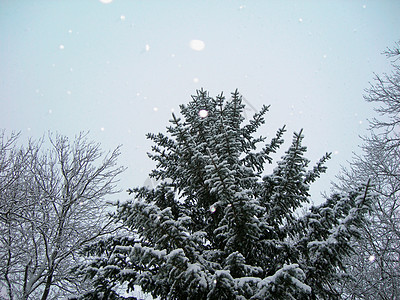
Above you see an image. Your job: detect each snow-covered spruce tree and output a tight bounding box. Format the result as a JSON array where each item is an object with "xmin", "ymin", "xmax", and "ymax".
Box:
[{"xmin": 79, "ymin": 90, "xmax": 372, "ymax": 299}]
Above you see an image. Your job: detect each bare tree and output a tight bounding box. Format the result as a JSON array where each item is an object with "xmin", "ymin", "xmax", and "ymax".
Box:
[
  {"xmin": 336, "ymin": 42, "xmax": 400, "ymax": 299},
  {"xmin": 0, "ymin": 132, "xmax": 125, "ymax": 300},
  {"xmin": 0, "ymin": 131, "xmax": 31, "ymax": 300},
  {"xmin": 367, "ymin": 41, "xmax": 400, "ymax": 148}
]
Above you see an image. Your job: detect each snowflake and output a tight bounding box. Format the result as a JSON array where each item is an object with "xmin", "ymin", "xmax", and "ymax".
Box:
[
  {"xmin": 189, "ymin": 40, "xmax": 205, "ymax": 51},
  {"xmin": 199, "ymin": 110, "xmax": 208, "ymax": 118},
  {"xmin": 209, "ymin": 205, "xmax": 216, "ymax": 213}
]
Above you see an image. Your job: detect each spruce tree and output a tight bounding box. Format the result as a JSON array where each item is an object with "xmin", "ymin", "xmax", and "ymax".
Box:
[{"xmin": 78, "ymin": 89, "xmax": 372, "ymax": 299}]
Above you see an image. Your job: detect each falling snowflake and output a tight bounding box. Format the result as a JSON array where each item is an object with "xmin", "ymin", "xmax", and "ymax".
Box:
[
  {"xmin": 189, "ymin": 40, "xmax": 205, "ymax": 51},
  {"xmin": 298, "ymin": 18, "xmax": 303, "ymax": 23},
  {"xmin": 199, "ymin": 109, "xmax": 208, "ymax": 118},
  {"xmin": 369, "ymin": 255, "xmax": 375, "ymax": 262},
  {"xmin": 59, "ymin": 44, "xmax": 65, "ymax": 50},
  {"xmin": 193, "ymin": 77, "xmax": 199, "ymax": 83},
  {"xmin": 120, "ymin": 15, "xmax": 126, "ymax": 21},
  {"xmin": 145, "ymin": 44, "xmax": 150, "ymax": 52},
  {"xmin": 100, "ymin": 127, "xmax": 105, "ymax": 131},
  {"xmin": 99, "ymin": 0, "xmax": 113, "ymax": 3},
  {"xmin": 209, "ymin": 205, "xmax": 216, "ymax": 213},
  {"xmin": 153, "ymin": 107, "xmax": 159, "ymax": 112}
]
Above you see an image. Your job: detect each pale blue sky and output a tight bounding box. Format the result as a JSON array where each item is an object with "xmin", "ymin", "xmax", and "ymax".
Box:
[{"xmin": 1, "ymin": 0, "xmax": 399, "ymax": 202}]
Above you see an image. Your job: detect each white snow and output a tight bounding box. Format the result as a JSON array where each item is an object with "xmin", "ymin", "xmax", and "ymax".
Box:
[
  {"xmin": 257, "ymin": 264, "xmax": 311, "ymax": 294},
  {"xmin": 186, "ymin": 263, "xmax": 202, "ymax": 273},
  {"xmin": 120, "ymin": 269, "xmax": 136, "ymax": 275},
  {"xmin": 235, "ymin": 276, "xmax": 261, "ymax": 287}
]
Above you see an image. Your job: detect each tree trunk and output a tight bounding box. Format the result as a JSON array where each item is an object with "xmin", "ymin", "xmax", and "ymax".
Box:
[
  {"xmin": 5, "ymin": 214, "xmax": 14, "ymax": 300},
  {"xmin": 40, "ymin": 269, "xmax": 54, "ymax": 300}
]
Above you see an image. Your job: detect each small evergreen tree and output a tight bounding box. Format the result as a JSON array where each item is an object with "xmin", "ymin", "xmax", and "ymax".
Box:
[{"xmin": 78, "ymin": 90, "xmax": 372, "ymax": 299}]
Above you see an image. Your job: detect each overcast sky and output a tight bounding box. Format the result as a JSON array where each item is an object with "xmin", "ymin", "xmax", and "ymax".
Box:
[{"xmin": 1, "ymin": 0, "xmax": 399, "ymax": 203}]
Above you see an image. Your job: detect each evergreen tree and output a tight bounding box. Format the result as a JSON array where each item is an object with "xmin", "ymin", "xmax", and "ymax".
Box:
[{"xmin": 78, "ymin": 90, "xmax": 372, "ymax": 299}]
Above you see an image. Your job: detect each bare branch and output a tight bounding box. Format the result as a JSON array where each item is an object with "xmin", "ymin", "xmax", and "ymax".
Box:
[{"xmin": 0, "ymin": 131, "xmax": 125, "ymax": 299}]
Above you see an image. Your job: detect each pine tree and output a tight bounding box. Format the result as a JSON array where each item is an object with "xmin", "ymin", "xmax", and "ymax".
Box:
[{"xmin": 78, "ymin": 90, "xmax": 372, "ymax": 299}]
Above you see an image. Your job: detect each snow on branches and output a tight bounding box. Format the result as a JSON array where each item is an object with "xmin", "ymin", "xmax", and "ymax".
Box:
[{"xmin": 78, "ymin": 90, "xmax": 372, "ymax": 299}]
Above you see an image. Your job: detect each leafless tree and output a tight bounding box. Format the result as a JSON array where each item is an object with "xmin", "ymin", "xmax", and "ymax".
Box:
[
  {"xmin": 0, "ymin": 132, "xmax": 125, "ymax": 300},
  {"xmin": 0, "ymin": 131, "xmax": 30, "ymax": 300},
  {"xmin": 336, "ymin": 42, "xmax": 400, "ymax": 299}
]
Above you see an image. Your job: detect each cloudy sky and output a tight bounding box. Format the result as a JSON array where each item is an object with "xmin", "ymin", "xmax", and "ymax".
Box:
[{"xmin": 1, "ymin": 0, "xmax": 399, "ymax": 202}]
